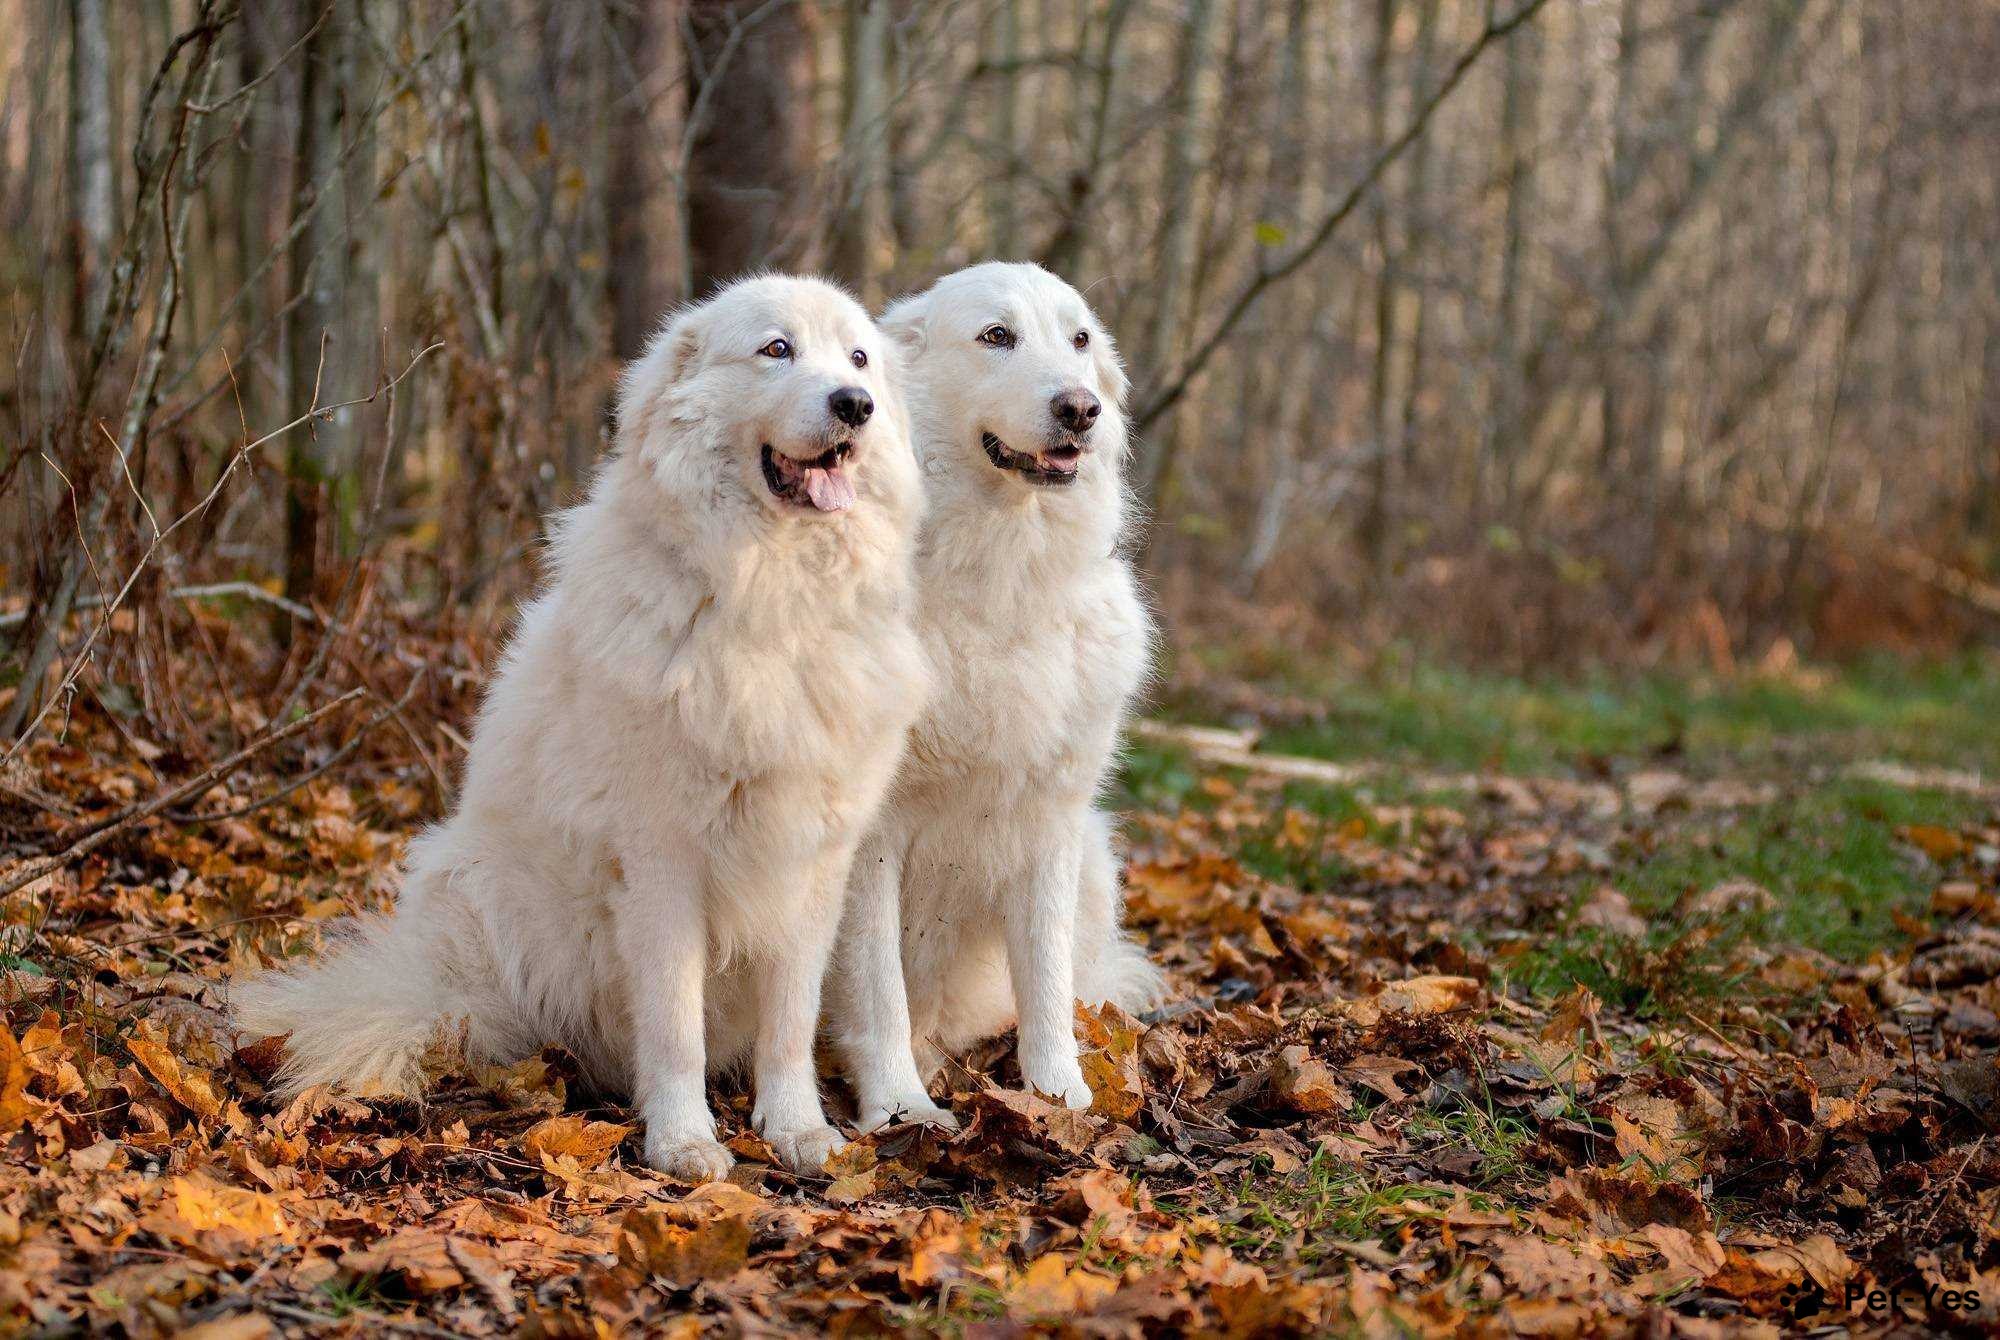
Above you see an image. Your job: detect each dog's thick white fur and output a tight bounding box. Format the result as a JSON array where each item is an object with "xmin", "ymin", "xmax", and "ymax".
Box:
[
  {"xmin": 231, "ymin": 275, "xmax": 926, "ymax": 1182},
  {"xmin": 831, "ymin": 262, "xmax": 1164, "ymax": 1132}
]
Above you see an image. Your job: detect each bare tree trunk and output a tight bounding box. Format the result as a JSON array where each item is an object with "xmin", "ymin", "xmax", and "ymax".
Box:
[
  {"xmin": 1236, "ymin": 0, "xmax": 1314, "ymax": 590},
  {"xmin": 1359, "ymin": 0, "xmax": 1399, "ymax": 574},
  {"xmin": 67, "ymin": 0, "xmax": 115, "ymax": 339},
  {"xmin": 282, "ymin": 1, "xmax": 348, "ymax": 621},
  {"xmin": 1135, "ymin": 0, "xmax": 1220, "ymax": 503},
  {"xmin": 1598, "ymin": 0, "xmax": 1641, "ymax": 480},
  {"xmin": 1396, "ymin": 0, "xmax": 1441, "ymax": 498},
  {"xmin": 885, "ymin": 0, "xmax": 922, "ymax": 258},
  {"xmin": 829, "ymin": 0, "xmax": 890, "ymax": 298},
  {"xmin": 608, "ymin": 0, "xmax": 680, "ymax": 358},
  {"xmin": 685, "ymin": 0, "xmax": 820, "ymax": 297},
  {"xmin": 1039, "ymin": 0, "xmax": 1134, "ymax": 280},
  {"xmin": 987, "ymin": 0, "xmax": 1021, "ymax": 257},
  {"xmin": 1481, "ymin": 1, "xmax": 1539, "ymax": 520}
]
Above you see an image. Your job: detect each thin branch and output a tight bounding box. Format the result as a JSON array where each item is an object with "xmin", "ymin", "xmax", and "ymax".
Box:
[
  {"xmin": 169, "ymin": 675, "xmax": 422, "ymax": 823},
  {"xmin": 1133, "ymin": 0, "xmax": 1553, "ymax": 435},
  {"xmin": 184, "ymin": 6, "xmax": 330, "ymax": 115}
]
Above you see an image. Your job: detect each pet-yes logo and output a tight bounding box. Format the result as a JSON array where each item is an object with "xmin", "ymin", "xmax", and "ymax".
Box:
[{"xmin": 1844, "ymin": 1280, "xmax": 1981, "ymax": 1316}]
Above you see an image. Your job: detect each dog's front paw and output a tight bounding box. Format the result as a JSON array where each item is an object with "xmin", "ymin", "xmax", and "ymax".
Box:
[
  {"xmin": 763, "ymin": 1123, "xmax": 847, "ymax": 1175},
  {"xmin": 1021, "ymin": 1059, "xmax": 1093, "ymax": 1111},
  {"xmin": 856, "ymin": 1094, "xmax": 960, "ymax": 1135},
  {"xmin": 646, "ymin": 1135, "xmax": 736, "ymax": 1184}
]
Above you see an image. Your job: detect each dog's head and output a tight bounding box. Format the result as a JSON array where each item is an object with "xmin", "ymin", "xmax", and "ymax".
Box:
[
  {"xmin": 617, "ymin": 274, "xmax": 906, "ymax": 521},
  {"xmin": 881, "ymin": 262, "xmax": 1128, "ymax": 494}
]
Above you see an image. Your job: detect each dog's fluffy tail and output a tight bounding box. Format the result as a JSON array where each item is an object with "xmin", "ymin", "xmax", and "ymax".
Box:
[
  {"xmin": 1075, "ymin": 810, "xmax": 1167, "ymax": 1014},
  {"xmin": 230, "ymin": 911, "xmax": 462, "ymax": 1100}
]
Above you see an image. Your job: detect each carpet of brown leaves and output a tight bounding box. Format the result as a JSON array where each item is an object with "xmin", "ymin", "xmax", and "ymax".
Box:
[{"xmin": 3, "ymin": 676, "xmax": 1999, "ymax": 1336}]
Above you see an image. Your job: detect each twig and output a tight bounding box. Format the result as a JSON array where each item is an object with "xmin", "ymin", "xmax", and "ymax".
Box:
[
  {"xmin": 170, "ymin": 674, "xmax": 422, "ymax": 823},
  {"xmin": 184, "ymin": 7, "xmax": 328, "ymax": 114},
  {"xmin": 77, "ymin": 911, "xmax": 292, "ymax": 956},
  {"xmin": 0, "ymin": 689, "xmax": 365, "ymax": 900},
  {"xmin": 1675, "ymin": 1012, "xmax": 1759, "ymax": 1065}
]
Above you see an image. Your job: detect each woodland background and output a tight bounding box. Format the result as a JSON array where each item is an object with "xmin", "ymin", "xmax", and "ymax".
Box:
[
  {"xmin": 5, "ymin": 4, "xmax": 2000, "ymax": 1333},
  {"xmin": 6, "ymin": 0, "xmax": 2000, "ymax": 726}
]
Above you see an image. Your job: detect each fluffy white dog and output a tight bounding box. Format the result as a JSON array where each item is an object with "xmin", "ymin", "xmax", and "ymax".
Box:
[
  {"xmin": 232, "ymin": 275, "xmax": 926, "ymax": 1182},
  {"xmin": 832, "ymin": 262, "xmax": 1163, "ymax": 1132}
]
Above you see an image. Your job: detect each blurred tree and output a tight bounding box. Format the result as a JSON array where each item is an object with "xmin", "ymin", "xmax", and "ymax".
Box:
[{"xmin": 684, "ymin": 0, "xmax": 820, "ymax": 297}]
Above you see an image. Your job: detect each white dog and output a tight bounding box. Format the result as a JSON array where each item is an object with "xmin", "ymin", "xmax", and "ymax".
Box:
[
  {"xmin": 832, "ymin": 263, "xmax": 1163, "ymax": 1132},
  {"xmin": 232, "ymin": 275, "xmax": 926, "ymax": 1182}
]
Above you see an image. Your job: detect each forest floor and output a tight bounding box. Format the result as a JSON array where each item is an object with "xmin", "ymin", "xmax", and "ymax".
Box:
[{"xmin": 3, "ymin": 643, "xmax": 1999, "ymax": 1337}]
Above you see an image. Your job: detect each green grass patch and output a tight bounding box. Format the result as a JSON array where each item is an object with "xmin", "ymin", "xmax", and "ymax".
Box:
[
  {"xmin": 1496, "ymin": 924, "xmax": 1760, "ymax": 1019},
  {"xmin": 1111, "ymin": 739, "xmax": 1205, "ymax": 812},
  {"xmin": 1170, "ymin": 653, "xmax": 2000, "ymax": 776},
  {"xmin": 1233, "ymin": 827, "xmax": 1352, "ymax": 894},
  {"xmin": 1199, "ymin": 1153, "xmax": 1483, "ymax": 1274},
  {"xmin": 1622, "ymin": 780, "xmax": 1977, "ymax": 957},
  {"xmin": 315, "ymin": 1276, "xmax": 385, "ymax": 1319},
  {"xmin": 1496, "ymin": 781, "xmax": 1979, "ymax": 1011},
  {"xmin": 1403, "ymin": 1103, "xmax": 1535, "ymax": 1187}
]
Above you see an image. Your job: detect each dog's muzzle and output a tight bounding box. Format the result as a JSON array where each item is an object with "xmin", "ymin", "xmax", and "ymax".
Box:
[{"xmin": 982, "ymin": 432, "xmax": 1084, "ymax": 488}]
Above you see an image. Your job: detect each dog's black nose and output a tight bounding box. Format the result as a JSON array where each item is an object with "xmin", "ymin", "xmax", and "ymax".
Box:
[
  {"xmin": 829, "ymin": 386, "xmax": 874, "ymax": 427},
  {"xmin": 1052, "ymin": 389, "xmax": 1101, "ymax": 434}
]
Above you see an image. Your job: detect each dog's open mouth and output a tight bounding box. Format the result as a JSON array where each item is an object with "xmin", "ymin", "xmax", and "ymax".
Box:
[
  {"xmin": 761, "ymin": 442, "xmax": 856, "ymax": 512},
  {"xmin": 982, "ymin": 432, "xmax": 1081, "ymax": 487}
]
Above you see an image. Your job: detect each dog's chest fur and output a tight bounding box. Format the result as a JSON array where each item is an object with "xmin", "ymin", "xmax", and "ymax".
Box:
[
  {"xmin": 488, "ymin": 471, "xmax": 925, "ymax": 884},
  {"xmin": 904, "ymin": 497, "xmax": 1147, "ymax": 803}
]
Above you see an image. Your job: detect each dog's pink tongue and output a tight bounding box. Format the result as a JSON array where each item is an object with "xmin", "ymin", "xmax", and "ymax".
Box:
[{"xmin": 804, "ymin": 466, "xmax": 856, "ymax": 512}]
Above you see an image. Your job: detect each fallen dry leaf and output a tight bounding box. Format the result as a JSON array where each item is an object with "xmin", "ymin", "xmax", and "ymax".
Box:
[{"xmin": 520, "ymin": 1114, "xmax": 632, "ymax": 1168}]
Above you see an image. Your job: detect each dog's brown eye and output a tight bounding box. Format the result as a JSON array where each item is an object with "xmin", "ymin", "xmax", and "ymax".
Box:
[
  {"xmin": 978, "ymin": 324, "xmax": 1015, "ymax": 349},
  {"xmin": 1073, "ymin": 330, "xmax": 1090, "ymax": 351},
  {"xmin": 850, "ymin": 349, "xmax": 868, "ymax": 369},
  {"xmin": 758, "ymin": 339, "xmax": 792, "ymax": 359}
]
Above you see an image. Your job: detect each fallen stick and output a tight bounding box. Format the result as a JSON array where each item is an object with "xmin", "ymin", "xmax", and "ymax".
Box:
[
  {"xmin": 1131, "ymin": 718, "xmax": 1996, "ymax": 802},
  {"xmin": 0, "ymin": 687, "xmax": 365, "ymax": 899},
  {"xmin": 0, "ymin": 580, "xmax": 326, "ymax": 631}
]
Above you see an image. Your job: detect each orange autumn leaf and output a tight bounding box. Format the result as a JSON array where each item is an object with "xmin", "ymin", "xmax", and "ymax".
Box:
[
  {"xmin": 520, "ymin": 1114, "xmax": 633, "ymax": 1169},
  {"xmin": 0, "ymin": 1030, "xmax": 31, "ymax": 1137},
  {"xmin": 1375, "ymin": 974, "xmax": 1480, "ymax": 1016},
  {"xmin": 127, "ymin": 1035, "xmax": 222, "ymax": 1122}
]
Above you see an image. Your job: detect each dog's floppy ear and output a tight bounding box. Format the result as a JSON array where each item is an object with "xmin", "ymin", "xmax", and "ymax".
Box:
[
  {"xmin": 1090, "ymin": 326, "xmax": 1132, "ymax": 407},
  {"xmin": 615, "ymin": 306, "xmax": 706, "ymax": 460},
  {"xmin": 659, "ymin": 308, "xmax": 704, "ymax": 382},
  {"xmin": 877, "ymin": 292, "xmax": 929, "ymax": 355},
  {"xmin": 620, "ymin": 306, "xmax": 704, "ymax": 409}
]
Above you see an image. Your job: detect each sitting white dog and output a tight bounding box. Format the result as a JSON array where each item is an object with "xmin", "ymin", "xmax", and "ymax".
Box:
[
  {"xmin": 233, "ymin": 275, "xmax": 926, "ymax": 1181},
  {"xmin": 832, "ymin": 262, "xmax": 1163, "ymax": 1132}
]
